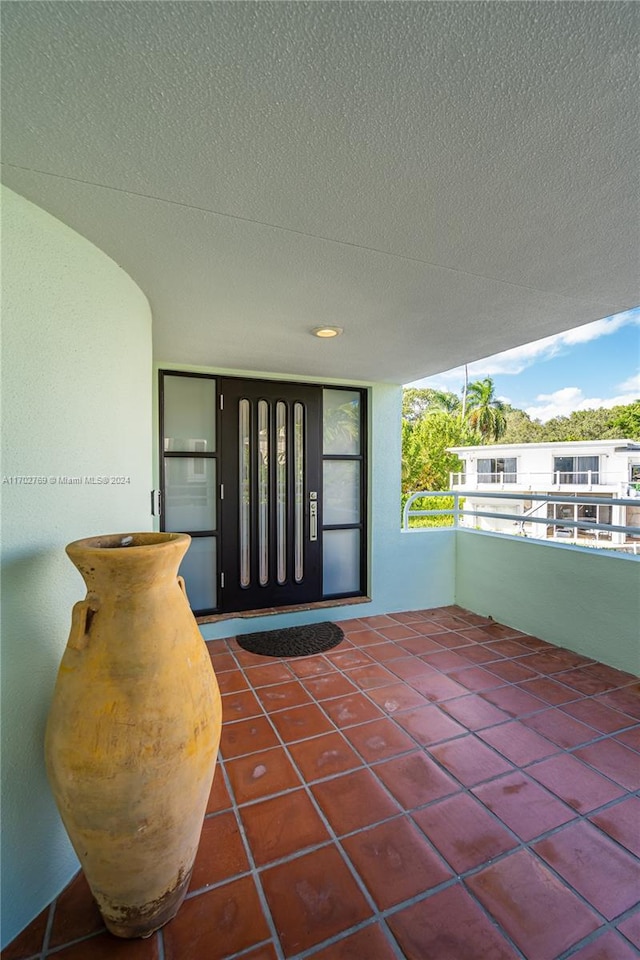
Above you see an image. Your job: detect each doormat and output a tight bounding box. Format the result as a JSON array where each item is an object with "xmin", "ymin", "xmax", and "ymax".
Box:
[{"xmin": 237, "ymin": 622, "xmax": 344, "ymax": 658}]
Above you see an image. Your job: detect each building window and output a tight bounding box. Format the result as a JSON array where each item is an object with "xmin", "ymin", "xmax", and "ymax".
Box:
[
  {"xmin": 477, "ymin": 458, "xmax": 517, "ymax": 483},
  {"xmin": 553, "ymin": 456, "xmax": 599, "ymax": 484},
  {"xmin": 547, "ymin": 498, "xmax": 611, "ymax": 540}
]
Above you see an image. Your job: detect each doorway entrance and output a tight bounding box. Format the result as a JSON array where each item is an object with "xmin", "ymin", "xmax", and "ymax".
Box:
[
  {"xmin": 159, "ymin": 372, "xmax": 366, "ymax": 616},
  {"xmin": 219, "ymin": 377, "xmax": 323, "ymax": 611}
]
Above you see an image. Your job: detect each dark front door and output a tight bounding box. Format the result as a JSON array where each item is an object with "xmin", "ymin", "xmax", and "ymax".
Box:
[{"xmin": 219, "ymin": 378, "xmax": 323, "ymax": 612}]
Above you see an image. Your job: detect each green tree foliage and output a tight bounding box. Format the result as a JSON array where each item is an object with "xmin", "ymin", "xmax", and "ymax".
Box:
[
  {"xmin": 402, "ymin": 494, "xmax": 459, "ymax": 529},
  {"xmin": 402, "ymin": 379, "xmax": 640, "ymax": 499},
  {"xmin": 323, "ymin": 394, "xmax": 360, "ymax": 449},
  {"xmin": 499, "ymin": 405, "xmax": 544, "ymax": 443},
  {"xmin": 465, "ymin": 377, "xmax": 507, "ymax": 441},
  {"xmin": 402, "ymin": 411, "xmax": 476, "ymax": 494},
  {"xmin": 402, "ymin": 387, "xmax": 460, "ymax": 422},
  {"xmin": 540, "ymin": 402, "xmax": 640, "ymax": 442},
  {"xmin": 610, "ymin": 401, "xmax": 640, "ymax": 438}
]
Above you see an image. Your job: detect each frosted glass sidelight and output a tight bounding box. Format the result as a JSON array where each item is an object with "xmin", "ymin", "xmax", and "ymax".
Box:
[
  {"xmin": 163, "ymin": 375, "xmax": 216, "ymax": 452},
  {"xmin": 164, "ymin": 458, "xmax": 216, "ymax": 532},
  {"xmin": 258, "ymin": 400, "xmax": 269, "ymax": 586},
  {"xmin": 323, "ymin": 461, "xmax": 360, "ymax": 525},
  {"xmin": 178, "ymin": 536, "xmax": 217, "ymax": 610},
  {"xmin": 323, "ymin": 529, "xmax": 360, "ymax": 595},
  {"xmin": 239, "ymin": 399, "xmax": 251, "ymax": 588},
  {"xmin": 323, "ymin": 389, "xmax": 360, "ymax": 455},
  {"xmin": 276, "ymin": 401, "xmax": 287, "ymax": 584},
  {"xmin": 294, "ymin": 402, "xmax": 304, "ymax": 582}
]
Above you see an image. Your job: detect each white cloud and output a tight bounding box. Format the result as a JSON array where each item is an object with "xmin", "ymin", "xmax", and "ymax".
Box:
[
  {"xmin": 558, "ymin": 310, "xmax": 639, "ymax": 345},
  {"xmin": 409, "ymin": 306, "xmax": 640, "ymax": 389},
  {"xmin": 526, "ymin": 386, "xmax": 639, "ymax": 423},
  {"xmin": 618, "ymin": 371, "xmax": 640, "ymax": 393}
]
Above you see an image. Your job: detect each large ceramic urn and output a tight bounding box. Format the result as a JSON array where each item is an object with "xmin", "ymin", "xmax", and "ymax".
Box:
[{"xmin": 45, "ymin": 532, "xmax": 222, "ymax": 938}]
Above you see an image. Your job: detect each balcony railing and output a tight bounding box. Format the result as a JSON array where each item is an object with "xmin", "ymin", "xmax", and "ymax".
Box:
[{"xmin": 403, "ymin": 489, "xmax": 640, "ymax": 554}]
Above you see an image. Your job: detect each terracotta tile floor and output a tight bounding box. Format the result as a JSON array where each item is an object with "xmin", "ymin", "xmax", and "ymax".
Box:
[{"xmin": 4, "ymin": 606, "xmax": 640, "ymax": 960}]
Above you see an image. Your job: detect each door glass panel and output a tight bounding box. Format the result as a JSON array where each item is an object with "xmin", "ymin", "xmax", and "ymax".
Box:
[
  {"xmin": 164, "ymin": 458, "xmax": 216, "ymax": 532},
  {"xmin": 239, "ymin": 399, "xmax": 251, "ymax": 587},
  {"xmin": 178, "ymin": 537, "xmax": 216, "ymax": 610},
  {"xmin": 276, "ymin": 401, "xmax": 287, "ymax": 584},
  {"xmin": 164, "ymin": 375, "xmax": 216, "ymax": 452},
  {"xmin": 294, "ymin": 402, "xmax": 304, "ymax": 582},
  {"xmin": 323, "ymin": 461, "xmax": 360, "ymax": 524},
  {"xmin": 323, "ymin": 528, "xmax": 360, "ymax": 595},
  {"xmin": 323, "ymin": 390, "xmax": 360, "ymax": 455},
  {"xmin": 258, "ymin": 399, "xmax": 269, "ymax": 586}
]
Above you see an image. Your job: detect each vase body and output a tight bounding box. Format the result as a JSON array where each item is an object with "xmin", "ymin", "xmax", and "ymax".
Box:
[{"xmin": 45, "ymin": 532, "xmax": 222, "ymax": 938}]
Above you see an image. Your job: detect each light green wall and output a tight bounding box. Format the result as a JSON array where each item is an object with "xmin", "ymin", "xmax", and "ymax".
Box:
[
  {"xmin": 153, "ymin": 366, "xmax": 457, "ymax": 640},
  {"xmin": 0, "ymin": 187, "xmax": 153, "ymax": 947},
  {"xmin": 455, "ymin": 531, "xmax": 640, "ymax": 674}
]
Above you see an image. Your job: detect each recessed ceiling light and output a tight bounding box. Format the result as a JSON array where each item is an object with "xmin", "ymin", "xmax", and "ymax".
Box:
[{"xmin": 311, "ymin": 326, "xmax": 343, "ymax": 338}]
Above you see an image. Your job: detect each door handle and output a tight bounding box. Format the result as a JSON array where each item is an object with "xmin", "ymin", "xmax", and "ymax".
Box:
[{"xmin": 309, "ymin": 491, "xmax": 318, "ymax": 541}]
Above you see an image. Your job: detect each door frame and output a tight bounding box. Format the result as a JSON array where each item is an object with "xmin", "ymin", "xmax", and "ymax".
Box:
[{"xmin": 159, "ymin": 370, "xmax": 368, "ymax": 617}]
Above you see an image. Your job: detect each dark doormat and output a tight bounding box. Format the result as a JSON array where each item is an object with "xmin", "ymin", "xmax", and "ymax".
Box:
[{"xmin": 237, "ymin": 622, "xmax": 344, "ymax": 658}]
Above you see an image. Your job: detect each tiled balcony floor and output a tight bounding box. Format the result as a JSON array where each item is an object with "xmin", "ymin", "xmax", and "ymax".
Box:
[{"xmin": 4, "ymin": 607, "xmax": 640, "ymax": 960}]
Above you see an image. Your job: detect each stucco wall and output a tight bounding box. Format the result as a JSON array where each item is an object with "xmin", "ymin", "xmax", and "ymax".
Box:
[
  {"xmin": 0, "ymin": 187, "xmax": 153, "ymax": 946},
  {"xmin": 455, "ymin": 531, "xmax": 640, "ymax": 674}
]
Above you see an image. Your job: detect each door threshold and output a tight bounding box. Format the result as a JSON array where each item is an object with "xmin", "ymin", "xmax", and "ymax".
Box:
[{"xmin": 197, "ymin": 596, "xmax": 371, "ymax": 626}]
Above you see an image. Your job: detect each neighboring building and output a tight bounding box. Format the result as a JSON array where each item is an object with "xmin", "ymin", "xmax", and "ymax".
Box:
[{"xmin": 448, "ymin": 439, "xmax": 640, "ymax": 549}]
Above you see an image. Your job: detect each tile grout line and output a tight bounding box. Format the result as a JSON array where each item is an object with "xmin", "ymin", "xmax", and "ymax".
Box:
[
  {"xmin": 555, "ymin": 912, "xmax": 640, "ymax": 960},
  {"xmin": 219, "ymin": 629, "xmax": 638, "ymax": 811},
  {"xmin": 9, "ymin": 611, "xmax": 635, "ymax": 960},
  {"xmin": 216, "ymin": 626, "xmax": 639, "ymax": 848},
  {"xmin": 220, "ymin": 623, "xmax": 541, "ymax": 957},
  {"xmin": 212, "ymin": 725, "xmax": 639, "ymax": 957},
  {"xmin": 221, "ymin": 619, "xmax": 639, "ymax": 958},
  {"xmin": 37, "ymin": 900, "xmax": 56, "ymax": 960},
  {"xmin": 218, "ymin": 628, "xmax": 626, "ymax": 752},
  {"xmin": 241, "ymin": 884, "xmax": 285, "ymax": 960},
  {"xmin": 216, "ymin": 754, "xmax": 287, "ymax": 960},
  {"xmin": 223, "ymin": 625, "xmax": 418, "ymax": 956}
]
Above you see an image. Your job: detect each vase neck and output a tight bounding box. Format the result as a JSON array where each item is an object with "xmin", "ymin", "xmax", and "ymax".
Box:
[{"xmin": 66, "ymin": 533, "xmax": 191, "ymax": 596}]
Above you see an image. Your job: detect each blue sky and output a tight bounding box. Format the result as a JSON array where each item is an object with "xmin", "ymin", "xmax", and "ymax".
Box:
[{"xmin": 408, "ymin": 306, "xmax": 640, "ymax": 423}]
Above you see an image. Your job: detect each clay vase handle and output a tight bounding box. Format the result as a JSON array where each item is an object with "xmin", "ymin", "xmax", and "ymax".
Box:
[
  {"xmin": 67, "ymin": 599, "xmax": 97, "ymax": 651},
  {"xmin": 177, "ymin": 576, "xmax": 190, "ymax": 603}
]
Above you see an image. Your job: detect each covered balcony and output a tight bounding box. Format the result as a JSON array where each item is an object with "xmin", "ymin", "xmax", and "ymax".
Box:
[{"xmin": 1, "ymin": 3, "xmax": 638, "ymax": 957}]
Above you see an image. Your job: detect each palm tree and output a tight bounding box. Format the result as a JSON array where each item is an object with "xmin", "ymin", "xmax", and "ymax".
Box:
[
  {"xmin": 426, "ymin": 389, "xmax": 461, "ymax": 415},
  {"xmin": 465, "ymin": 377, "xmax": 507, "ymax": 441}
]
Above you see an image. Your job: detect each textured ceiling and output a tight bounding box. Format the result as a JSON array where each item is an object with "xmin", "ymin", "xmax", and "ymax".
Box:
[{"xmin": 2, "ymin": 1, "xmax": 638, "ymax": 383}]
